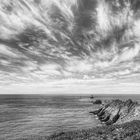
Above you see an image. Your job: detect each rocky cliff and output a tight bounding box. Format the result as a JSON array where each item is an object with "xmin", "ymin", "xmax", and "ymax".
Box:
[{"xmin": 90, "ymin": 99, "xmax": 140, "ymax": 125}]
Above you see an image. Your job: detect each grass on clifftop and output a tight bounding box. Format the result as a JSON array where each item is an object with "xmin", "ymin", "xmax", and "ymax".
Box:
[{"xmin": 18, "ymin": 120, "xmax": 140, "ymax": 140}]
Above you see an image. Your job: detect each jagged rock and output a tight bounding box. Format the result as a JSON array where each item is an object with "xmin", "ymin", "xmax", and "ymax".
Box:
[
  {"xmin": 90, "ymin": 99, "xmax": 140, "ymax": 125},
  {"xmin": 100, "ymin": 114, "xmax": 110, "ymax": 122},
  {"xmin": 97, "ymin": 108, "xmax": 105, "ymax": 117},
  {"xmin": 90, "ymin": 95, "xmax": 94, "ymax": 99},
  {"xmin": 89, "ymin": 108, "xmax": 102, "ymax": 115},
  {"xmin": 93, "ymin": 100, "xmax": 102, "ymax": 104}
]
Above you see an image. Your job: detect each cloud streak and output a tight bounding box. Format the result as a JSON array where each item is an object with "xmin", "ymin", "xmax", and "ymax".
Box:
[{"xmin": 0, "ymin": 0, "xmax": 140, "ymax": 86}]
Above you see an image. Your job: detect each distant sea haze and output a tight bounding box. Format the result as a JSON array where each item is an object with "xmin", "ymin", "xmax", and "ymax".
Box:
[{"xmin": 0, "ymin": 94, "xmax": 140, "ymax": 140}]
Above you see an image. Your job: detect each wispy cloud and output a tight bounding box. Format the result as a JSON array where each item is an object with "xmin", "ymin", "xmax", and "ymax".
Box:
[{"xmin": 0, "ymin": 0, "xmax": 140, "ymax": 89}]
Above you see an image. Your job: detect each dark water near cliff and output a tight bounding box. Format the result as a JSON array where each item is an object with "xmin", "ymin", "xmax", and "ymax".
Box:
[
  {"xmin": 0, "ymin": 95, "xmax": 100, "ymax": 140},
  {"xmin": 0, "ymin": 94, "xmax": 140, "ymax": 140}
]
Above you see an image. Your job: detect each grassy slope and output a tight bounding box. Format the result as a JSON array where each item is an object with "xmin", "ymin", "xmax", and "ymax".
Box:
[{"xmin": 18, "ymin": 120, "xmax": 140, "ymax": 140}]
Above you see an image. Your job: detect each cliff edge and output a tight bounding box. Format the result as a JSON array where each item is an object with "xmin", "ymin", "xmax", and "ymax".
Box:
[{"xmin": 90, "ymin": 99, "xmax": 140, "ymax": 125}]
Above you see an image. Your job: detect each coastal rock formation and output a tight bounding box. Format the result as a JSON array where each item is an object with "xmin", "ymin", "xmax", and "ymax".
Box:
[
  {"xmin": 91, "ymin": 99, "xmax": 102, "ymax": 104},
  {"xmin": 90, "ymin": 99, "xmax": 140, "ymax": 125}
]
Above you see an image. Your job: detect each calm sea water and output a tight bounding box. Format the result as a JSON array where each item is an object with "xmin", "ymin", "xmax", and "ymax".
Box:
[
  {"xmin": 0, "ymin": 95, "xmax": 101, "ymax": 140},
  {"xmin": 1, "ymin": 94, "xmax": 140, "ymax": 140}
]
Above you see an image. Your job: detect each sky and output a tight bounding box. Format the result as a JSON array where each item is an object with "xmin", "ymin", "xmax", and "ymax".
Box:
[{"xmin": 0, "ymin": 0, "xmax": 140, "ymax": 94}]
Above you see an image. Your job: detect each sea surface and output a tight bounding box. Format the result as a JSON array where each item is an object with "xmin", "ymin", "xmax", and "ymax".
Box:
[
  {"xmin": 0, "ymin": 95, "xmax": 101, "ymax": 140},
  {"xmin": 0, "ymin": 94, "xmax": 140, "ymax": 140}
]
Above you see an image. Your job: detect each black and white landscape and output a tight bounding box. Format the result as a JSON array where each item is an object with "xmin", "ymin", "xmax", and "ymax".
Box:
[{"xmin": 0, "ymin": 0, "xmax": 140, "ymax": 139}]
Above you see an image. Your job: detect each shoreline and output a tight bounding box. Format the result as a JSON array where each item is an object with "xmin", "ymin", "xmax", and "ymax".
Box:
[
  {"xmin": 47, "ymin": 120, "xmax": 140, "ymax": 140},
  {"xmin": 17, "ymin": 98, "xmax": 140, "ymax": 140},
  {"xmin": 17, "ymin": 120, "xmax": 140, "ymax": 140}
]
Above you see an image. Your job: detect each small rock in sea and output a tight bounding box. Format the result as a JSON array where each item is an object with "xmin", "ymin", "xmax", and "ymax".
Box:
[
  {"xmin": 90, "ymin": 95, "xmax": 94, "ymax": 99},
  {"xmin": 93, "ymin": 100, "xmax": 102, "ymax": 104}
]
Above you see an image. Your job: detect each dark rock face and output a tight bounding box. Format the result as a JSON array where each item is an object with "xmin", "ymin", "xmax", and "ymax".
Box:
[
  {"xmin": 90, "ymin": 99, "xmax": 140, "ymax": 125},
  {"xmin": 93, "ymin": 100, "xmax": 102, "ymax": 104},
  {"xmin": 90, "ymin": 95, "xmax": 94, "ymax": 99}
]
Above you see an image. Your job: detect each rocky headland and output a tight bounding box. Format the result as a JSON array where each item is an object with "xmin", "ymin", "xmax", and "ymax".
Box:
[{"xmin": 90, "ymin": 99, "xmax": 140, "ymax": 125}]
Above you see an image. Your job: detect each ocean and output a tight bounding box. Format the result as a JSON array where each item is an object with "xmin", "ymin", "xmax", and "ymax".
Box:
[
  {"xmin": 0, "ymin": 95, "xmax": 101, "ymax": 140},
  {"xmin": 1, "ymin": 94, "xmax": 140, "ymax": 140}
]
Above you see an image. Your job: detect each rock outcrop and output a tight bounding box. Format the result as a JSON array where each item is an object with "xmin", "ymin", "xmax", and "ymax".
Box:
[
  {"xmin": 90, "ymin": 99, "xmax": 140, "ymax": 125},
  {"xmin": 92, "ymin": 99, "xmax": 102, "ymax": 104}
]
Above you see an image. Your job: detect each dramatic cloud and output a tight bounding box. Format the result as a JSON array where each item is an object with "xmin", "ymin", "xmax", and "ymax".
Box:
[{"xmin": 0, "ymin": 0, "xmax": 140, "ymax": 88}]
